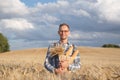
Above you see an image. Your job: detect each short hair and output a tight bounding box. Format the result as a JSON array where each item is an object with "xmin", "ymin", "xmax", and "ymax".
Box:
[{"xmin": 59, "ymin": 23, "xmax": 70, "ymax": 30}]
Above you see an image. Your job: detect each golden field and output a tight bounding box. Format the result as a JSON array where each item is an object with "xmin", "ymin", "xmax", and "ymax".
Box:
[{"xmin": 0, "ymin": 47, "xmax": 120, "ymax": 80}]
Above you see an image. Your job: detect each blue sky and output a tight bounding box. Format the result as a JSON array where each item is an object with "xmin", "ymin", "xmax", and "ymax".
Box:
[{"xmin": 0, "ymin": 0, "xmax": 120, "ymax": 50}]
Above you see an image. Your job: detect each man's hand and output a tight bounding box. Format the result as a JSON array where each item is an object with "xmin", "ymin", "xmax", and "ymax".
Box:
[
  {"xmin": 54, "ymin": 59, "xmax": 70, "ymax": 74},
  {"xmin": 54, "ymin": 67, "xmax": 66, "ymax": 74},
  {"xmin": 59, "ymin": 59, "xmax": 69, "ymax": 69},
  {"xmin": 55, "ymin": 45, "xmax": 79, "ymax": 74}
]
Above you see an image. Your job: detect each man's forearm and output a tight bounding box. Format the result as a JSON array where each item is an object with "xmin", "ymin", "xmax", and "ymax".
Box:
[
  {"xmin": 68, "ymin": 56, "xmax": 81, "ymax": 71},
  {"xmin": 44, "ymin": 60, "xmax": 55, "ymax": 72}
]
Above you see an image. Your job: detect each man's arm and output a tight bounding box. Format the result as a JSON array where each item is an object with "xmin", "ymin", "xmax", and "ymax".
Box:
[
  {"xmin": 68, "ymin": 45, "xmax": 81, "ymax": 71},
  {"xmin": 68, "ymin": 53, "xmax": 81, "ymax": 71},
  {"xmin": 59, "ymin": 45, "xmax": 81, "ymax": 71},
  {"xmin": 44, "ymin": 46, "xmax": 55, "ymax": 73}
]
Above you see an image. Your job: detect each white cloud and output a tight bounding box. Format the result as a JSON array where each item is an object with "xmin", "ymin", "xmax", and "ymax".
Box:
[
  {"xmin": 0, "ymin": 0, "xmax": 29, "ymax": 15},
  {"xmin": 95, "ymin": 0, "xmax": 120, "ymax": 23},
  {"xmin": 72, "ymin": 9, "xmax": 91, "ymax": 17},
  {"xmin": 0, "ymin": 18, "xmax": 34, "ymax": 30},
  {"xmin": 69, "ymin": 31, "xmax": 80, "ymax": 39},
  {"xmin": 0, "ymin": 0, "xmax": 120, "ymax": 50},
  {"xmin": 34, "ymin": 0, "xmax": 90, "ymax": 18},
  {"xmin": 40, "ymin": 14, "xmax": 60, "ymax": 23},
  {"xmin": 70, "ymin": 31, "xmax": 94, "ymax": 40},
  {"xmin": 70, "ymin": 30, "xmax": 120, "ymax": 40},
  {"xmin": 57, "ymin": 0, "xmax": 69, "ymax": 7},
  {"xmin": 35, "ymin": 0, "xmax": 69, "ymax": 13}
]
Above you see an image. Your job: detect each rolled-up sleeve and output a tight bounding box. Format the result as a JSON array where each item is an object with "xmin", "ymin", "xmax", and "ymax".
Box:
[
  {"xmin": 44, "ymin": 46, "xmax": 55, "ymax": 73},
  {"xmin": 68, "ymin": 45, "xmax": 81, "ymax": 71},
  {"xmin": 68, "ymin": 53, "xmax": 81, "ymax": 71}
]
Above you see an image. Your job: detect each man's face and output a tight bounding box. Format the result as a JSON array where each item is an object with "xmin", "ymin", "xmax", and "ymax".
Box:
[{"xmin": 58, "ymin": 25, "xmax": 70, "ymax": 40}]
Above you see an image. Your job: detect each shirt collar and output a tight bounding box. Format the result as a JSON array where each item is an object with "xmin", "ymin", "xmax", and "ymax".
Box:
[{"xmin": 58, "ymin": 40, "xmax": 70, "ymax": 45}]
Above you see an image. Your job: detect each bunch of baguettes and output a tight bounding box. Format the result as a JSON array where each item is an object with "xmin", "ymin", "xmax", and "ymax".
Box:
[
  {"xmin": 59, "ymin": 45, "xmax": 79, "ymax": 64},
  {"xmin": 50, "ymin": 45, "xmax": 79, "ymax": 64}
]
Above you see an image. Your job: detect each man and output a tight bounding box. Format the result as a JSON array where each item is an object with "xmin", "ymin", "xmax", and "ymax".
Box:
[{"xmin": 44, "ymin": 23, "xmax": 80, "ymax": 74}]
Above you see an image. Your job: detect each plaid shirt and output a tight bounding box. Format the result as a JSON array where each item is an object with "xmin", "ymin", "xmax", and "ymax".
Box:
[{"xmin": 44, "ymin": 41, "xmax": 81, "ymax": 73}]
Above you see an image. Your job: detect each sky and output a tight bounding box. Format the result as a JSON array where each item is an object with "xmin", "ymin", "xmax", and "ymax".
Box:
[{"xmin": 0, "ymin": 0, "xmax": 120, "ymax": 50}]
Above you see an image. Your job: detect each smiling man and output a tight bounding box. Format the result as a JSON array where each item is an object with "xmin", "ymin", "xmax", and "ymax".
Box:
[{"xmin": 44, "ymin": 23, "xmax": 81, "ymax": 74}]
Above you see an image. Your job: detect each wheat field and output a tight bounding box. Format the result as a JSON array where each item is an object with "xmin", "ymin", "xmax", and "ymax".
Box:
[{"xmin": 0, "ymin": 47, "xmax": 120, "ymax": 80}]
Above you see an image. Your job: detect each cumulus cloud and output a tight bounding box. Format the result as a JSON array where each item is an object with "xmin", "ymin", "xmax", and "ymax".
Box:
[
  {"xmin": 34, "ymin": 0, "xmax": 91, "ymax": 18},
  {"xmin": 70, "ymin": 31, "xmax": 99, "ymax": 40},
  {"xmin": 0, "ymin": 0, "xmax": 120, "ymax": 50},
  {"xmin": 0, "ymin": 0, "xmax": 29, "ymax": 16},
  {"xmin": 0, "ymin": 18, "xmax": 34, "ymax": 30},
  {"xmin": 70, "ymin": 30, "xmax": 120, "ymax": 41},
  {"xmin": 95, "ymin": 0, "xmax": 120, "ymax": 23},
  {"xmin": 34, "ymin": 0, "xmax": 69, "ymax": 14},
  {"xmin": 38, "ymin": 14, "xmax": 60, "ymax": 23},
  {"xmin": 72, "ymin": 9, "xmax": 91, "ymax": 17}
]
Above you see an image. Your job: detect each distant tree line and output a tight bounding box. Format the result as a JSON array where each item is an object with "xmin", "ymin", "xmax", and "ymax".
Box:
[
  {"xmin": 102, "ymin": 44, "xmax": 120, "ymax": 48},
  {"xmin": 0, "ymin": 33, "xmax": 10, "ymax": 53}
]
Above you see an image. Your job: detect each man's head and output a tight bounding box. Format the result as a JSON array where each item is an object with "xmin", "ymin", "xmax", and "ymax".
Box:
[{"xmin": 58, "ymin": 23, "xmax": 70, "ymax": 41}]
